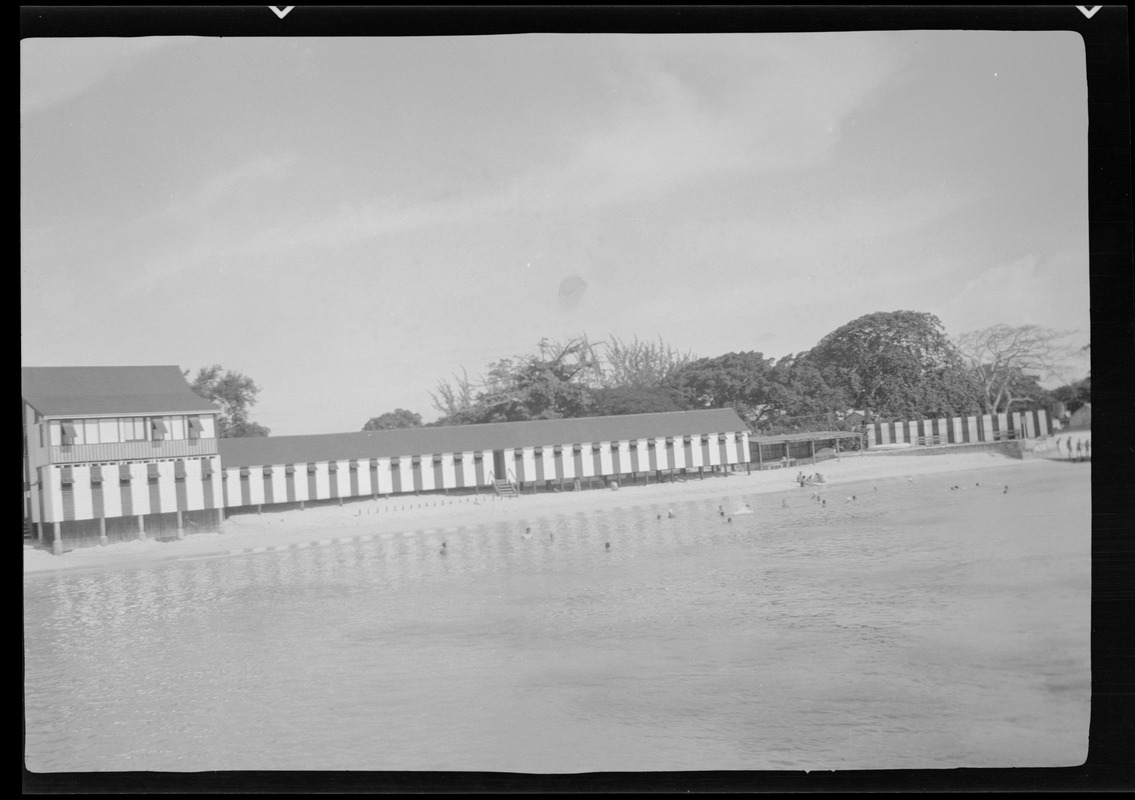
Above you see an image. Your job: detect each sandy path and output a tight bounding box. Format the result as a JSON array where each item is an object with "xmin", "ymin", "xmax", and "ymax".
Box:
[{"xmin": 23, "ymin": 449, "xmax": 1073, "ymax": 576}]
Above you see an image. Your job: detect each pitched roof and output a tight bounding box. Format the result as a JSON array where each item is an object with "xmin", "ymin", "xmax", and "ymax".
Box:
[
  {"xmin": 21, "ymin": 366, "xmax": 218, "ymax": 417},
  {"xmin": 218, "ymin": 408, "xmax": 749, "ymax": 467}
]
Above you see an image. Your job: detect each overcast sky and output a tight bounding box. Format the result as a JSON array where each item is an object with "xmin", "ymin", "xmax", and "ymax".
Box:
[{"xmin": 21, "ymin": 30, "xmax": 1090, "ymax": 435}]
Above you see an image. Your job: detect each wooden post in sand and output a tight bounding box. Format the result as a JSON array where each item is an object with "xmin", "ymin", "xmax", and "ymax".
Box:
[
  {"xmin": 99, "ymin": 516, "xmax": 108, "ymax": 547},
  {"xmin": 52, "ymin": 521, "xmax": 63, "ymax": 555},
  {"xmin": 176, "ymin": 510, "xmax": 185, "ymax": 540},
  {"xmin": 810, "ymin": 439, "xmax": 816, "ymax": 465}
]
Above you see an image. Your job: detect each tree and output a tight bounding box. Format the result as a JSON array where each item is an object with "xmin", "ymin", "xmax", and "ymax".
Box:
[
  {"xmin": 762, "ymin": 352, "xmax": 851, "ymax": 430},
  {"xmin": 431, "ymin": 337, "xmax": 601, "ymax": 425},
  {"xmin": 664, "ymin": 351, "xmax": 777, "ymax": 425},
  {"xmin": 589, "ymin": 384, "xmax": 689, "ymax": 416},
  {"xmin": 808, "ymin": 311, "xmax": 976, "ymax": 419},
  {"xmin": 186, "ymin": 365, "xmax": 270, "ymax": 438},
  {"xmin": 363, "ymin": 408, "xmax": 423, "ymax": 431},
  {"xmin": 596, "ymin": 335, "xmax": 695, "ymax": 389},
  {"xmin": 955, "ymin": 324, "xmax": 1079, "ymax": 414}
]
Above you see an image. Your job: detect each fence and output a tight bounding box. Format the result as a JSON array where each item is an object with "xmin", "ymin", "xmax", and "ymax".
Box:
[{"xmin": 866, "ymin": 409, "xmax": 1051, "ymax": 448}]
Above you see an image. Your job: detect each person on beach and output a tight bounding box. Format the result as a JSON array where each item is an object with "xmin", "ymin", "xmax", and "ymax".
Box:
[
  {"xmin": 1076, "ymin": 440, "xmax": 1083, "ymax": 459},
  {"xmin": 1066, "ymin": 438, "xmax": 1073, "ymax": 458}
]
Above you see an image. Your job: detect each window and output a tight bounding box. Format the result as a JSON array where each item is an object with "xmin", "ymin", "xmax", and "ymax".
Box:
[
  {"xmin": 83, "ymin": 419, "xmax": 101, "ymax": 444},
  {"xmin": 147, "ymin": 463, "xmax": 161, "ymax": 480},
  {"xmin": 60, "ymin": 466, "xmax": 74, "ymax": 485},
  {"xmin": 151, "ymin": 418, "xmax": 168, "ymax": 441},
  {"xmin": 350, "ymin": 460, "xmax": 360, "ymax": 470},
  {"xmin": 61, "ymin": 421, "xmax": 78, "ymax": 446},
  {"xmin": 187, "ymin": 416, "xmax": 203, "ymax": 440},
  {"xmin": 262, "ymin": 465, "xmax": 274, "ymax": 476},
  {"xmin": 119, "ymin": 464, "xmax": 133, "ymax": 482},
  {"xmin": 285, "ymin": 465, "xmax": 296, "ymax": 475},
  {"xmin": 98, "ymin": 418, "xmax": 120, "ymax": 443},
  {"xmin": 174, "ymin": 460, "xmax": 188, "ymax": 479},
  {"xmin": 90, "ymin": 465, "xmax": 104, "ymax": 484},
  {"xmin": 239, "ymin": 467, "xmax": 250, "ymax": 477},
  {"xmin": 432, "ymin": 455, "xmax": 443, "ymax": 463},
  {"xmin": 328, "ymin": 461, "xmax": 339, "ymax": 472},
  {"xmin": 307, "ymin": 463, "xmax": 318, "ymax": 473},
  {"xmin": 201, "ymin": 460, "xmax": 214, "ymax": 477},
  {"xmin": 453, "ymin": 453, "xmax": 464, "ymax": 462},
  {"xmin": 121, "ymin": 418, "xmax": 146, "ymax": 441}
]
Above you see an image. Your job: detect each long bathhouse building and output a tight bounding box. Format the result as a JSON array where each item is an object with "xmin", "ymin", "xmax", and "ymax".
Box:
[{"xmin": 23, "ymin": 366, "xmax": 752, "ymax": 554}]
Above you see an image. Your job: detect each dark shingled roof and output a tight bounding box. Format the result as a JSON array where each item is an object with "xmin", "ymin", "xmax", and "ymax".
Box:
[
  {"xmin": 218, "ymin": 408, "xmax": 749, "ymax": 467},
  {"xmin": 22, "ymin": 366, "xmax": 218, "ymax": 416}
]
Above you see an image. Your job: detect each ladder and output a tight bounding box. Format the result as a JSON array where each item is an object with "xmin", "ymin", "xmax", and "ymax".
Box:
[{"xmin": 493, "ymin": 479, "xmax": 518, "ymax": 498}]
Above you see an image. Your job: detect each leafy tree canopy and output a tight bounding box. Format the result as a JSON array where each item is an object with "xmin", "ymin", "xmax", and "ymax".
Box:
[
  {"xmin": 665, "ymin": 351, "xmax": 776, "ymax": 424},
  {"xmin": 808, "ymin": 311, "xmax": 976, "ymax": 419},
  {"xmin": 186, "ymin": 365, "xmax": 270, "ymax": 438},
  {"xmin": 363, "ymin": 408, "xmax": 423, "ymax": 431}
]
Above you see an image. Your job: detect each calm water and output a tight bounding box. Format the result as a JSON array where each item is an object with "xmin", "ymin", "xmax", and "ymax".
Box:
[{"xmin": 24, "ymin": 464, "xmax": 1090, "ymax": 773}]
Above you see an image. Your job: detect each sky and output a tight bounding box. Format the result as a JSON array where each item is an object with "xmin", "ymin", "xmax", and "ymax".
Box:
[{"xmin": 21, "ymin": 28, "xmax": 1091, "ymax": 436}]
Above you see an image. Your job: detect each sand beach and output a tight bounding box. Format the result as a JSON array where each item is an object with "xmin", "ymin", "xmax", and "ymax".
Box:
[{"xmin": 23, "ymin": 444, "xmax": 1088, "ymax": 577}]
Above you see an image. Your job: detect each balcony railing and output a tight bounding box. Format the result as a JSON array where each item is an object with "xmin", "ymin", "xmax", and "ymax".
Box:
[{"xmin": 49, "ymin": 438, "xmax": 218, "ymax": 464}]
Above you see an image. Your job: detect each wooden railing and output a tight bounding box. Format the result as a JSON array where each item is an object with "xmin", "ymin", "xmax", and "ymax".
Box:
[{"xmin": 49, "ymin": 438, "xmax": 218, "ymax": 464}]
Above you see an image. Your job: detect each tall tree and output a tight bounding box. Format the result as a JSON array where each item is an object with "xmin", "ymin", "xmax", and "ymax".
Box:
[
  {"xmin": 955, "ymin": 324, "xmax": 1079, "ymax": 413},
  {"xmin": 186, "ymin": 365, "xmax": 270, "ymax": 438},
  {"xmin": 808, "ymin": 311, "xmax": 975, "ymax": 419},
  {"xmin": 597, "ymin": 335, "xmax": 695, "ymax": 389},
  {"xmin": 664, "ymin": 351, "xmax": 776, "ymax": 424},
  {"xmin": 431, "ymin": 337, "xmax": 601, "ymax": 425},
  {"xmin": 362, "ymin": 408, "xmax": 423, "ymax": 431}
]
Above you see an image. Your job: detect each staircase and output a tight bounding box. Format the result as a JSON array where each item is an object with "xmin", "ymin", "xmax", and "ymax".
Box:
[{"xmin": 493, "ymin": 479, "xmax": 518, "ymax": 498}]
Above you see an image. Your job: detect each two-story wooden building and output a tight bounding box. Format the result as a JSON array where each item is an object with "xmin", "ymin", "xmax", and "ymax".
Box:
[{"xmin": 22, "ymin": 366, "xmax": 224, "ymax": 554}]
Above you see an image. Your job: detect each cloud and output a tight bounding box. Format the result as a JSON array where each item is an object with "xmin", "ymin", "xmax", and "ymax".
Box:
[
  {"xmin": 20, "ymin": 37, "xmax": 184, "ymax": 117},
  {"xmin": 214, "ymin": 33, "xmax": 912, "ymax": 259},
  {"xmin": 938, "ymin": 252, "xmax": 1090, "ymax": 342}
]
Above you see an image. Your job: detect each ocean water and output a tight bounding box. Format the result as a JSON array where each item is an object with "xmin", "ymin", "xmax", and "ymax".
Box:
[{"xmin": 24, "ymin": 463, "xmax": 1090, "ymax": 773}]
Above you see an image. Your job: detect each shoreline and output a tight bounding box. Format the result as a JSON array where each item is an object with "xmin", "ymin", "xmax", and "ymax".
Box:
[{"xmin": 23, "ymin": 450, "xmax": 1078, "ymax": 577}]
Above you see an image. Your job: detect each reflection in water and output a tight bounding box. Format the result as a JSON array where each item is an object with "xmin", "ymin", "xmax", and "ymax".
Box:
[{"xmin": 25, "ymin": 467, "xmax": 1090, "ymax": 773}]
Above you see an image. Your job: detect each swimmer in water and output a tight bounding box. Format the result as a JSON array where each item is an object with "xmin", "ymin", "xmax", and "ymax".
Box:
[
  {"xmin": 667, "ymin": 510, "xmax": 676, "ymax": 519},
  {"xmin": 1003, "ymin": 485, "xmax": 1009, "ymax": 494},
  {"xmin": 727, "ymin": 517, "xmax": 732, "ymax": 523},
  {"xmin": 718, "ymin": 505, "xmax": 725, "ymax": 517},
  {"xmin": 782, "ymin": 499, "xmax": 789, "ymax": 508},
  {"xmin": 523, "ymin": 527, "xmax": 532, "ymax": 539},
  {"xmin": 605, "ymin": 542, "xmax": 611, "ymax": 550},
  {"xmin": 440, "ymin": 542, "xmax": 447, "ymax": 556}
]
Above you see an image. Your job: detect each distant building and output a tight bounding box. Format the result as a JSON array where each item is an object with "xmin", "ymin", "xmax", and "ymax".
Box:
[
  {"xmin": 1068, "ymin": 403, "xmax": 1091, "ymax": 429},
  {"xmin": 217, "ymin": 409, "xmax": 751, "ymax": 513},
  {"xmin": 22, "ymin": 366, "xmax": 223, "ymax": 554}
]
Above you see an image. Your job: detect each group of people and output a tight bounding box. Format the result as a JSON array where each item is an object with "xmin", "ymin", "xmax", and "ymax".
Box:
[
  {"xmin": 796, "ymin": 471, "xmax": 825, "ymax": 488},
  {"xmin": 1054, "ymin": 437, "xmax": 1090, "ymax": 461}
]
